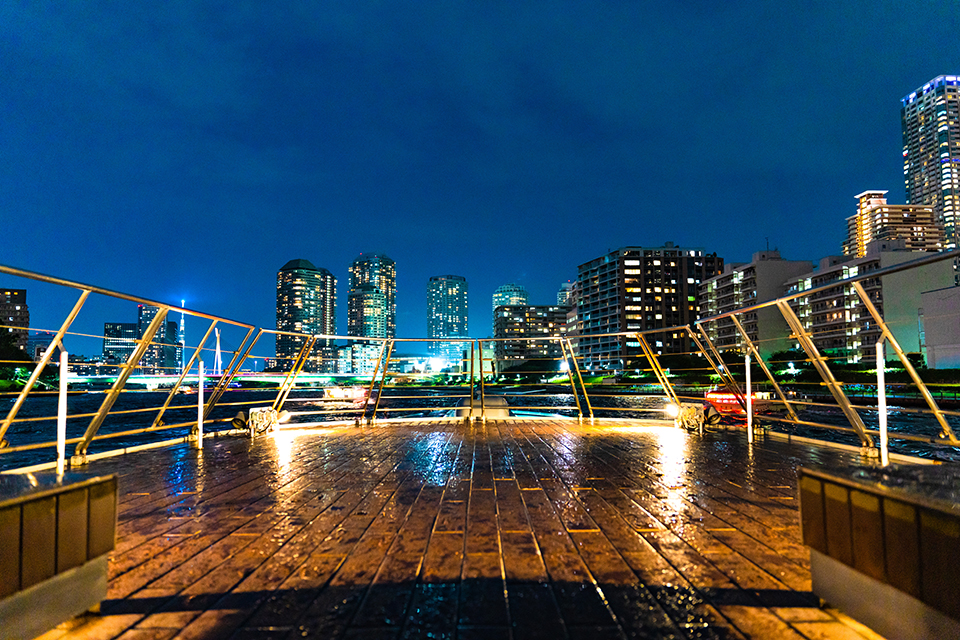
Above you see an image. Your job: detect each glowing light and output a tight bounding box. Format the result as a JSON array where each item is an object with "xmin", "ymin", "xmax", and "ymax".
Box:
[{"xmin": 664, "ymin": 403, "xmax": 680, "ymax": 418}]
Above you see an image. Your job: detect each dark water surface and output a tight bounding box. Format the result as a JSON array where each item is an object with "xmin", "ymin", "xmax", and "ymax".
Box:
[{"xmin": 3, "ymin": 387, "xmax": 959, "ymax": 471}]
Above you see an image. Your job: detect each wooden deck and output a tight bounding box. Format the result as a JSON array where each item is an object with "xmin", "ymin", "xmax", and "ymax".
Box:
[{"xmin": 36, "ymin": 419, "xmax": 884, "ymax": 640}]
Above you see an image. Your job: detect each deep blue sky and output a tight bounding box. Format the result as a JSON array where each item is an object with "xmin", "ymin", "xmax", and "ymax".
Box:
[{"xmin": 2, "ymin": 2, "xmax": 958, "ymax": 353}]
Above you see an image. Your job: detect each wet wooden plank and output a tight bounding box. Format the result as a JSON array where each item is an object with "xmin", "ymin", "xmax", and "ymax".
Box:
[{"xmin": 42, "ymin": 419, "xmax": 885, "ymax": 640}]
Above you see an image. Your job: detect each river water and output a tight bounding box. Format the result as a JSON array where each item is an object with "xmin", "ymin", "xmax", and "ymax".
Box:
[{"xmin": 2, "ymin": 387, "xmax": 958, "ymax": 472}]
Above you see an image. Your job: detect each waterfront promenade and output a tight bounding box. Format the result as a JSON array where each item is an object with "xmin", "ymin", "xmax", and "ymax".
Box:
[{"xmin": 36, "ymin": 419, "xmax": 882, "ymax": 640}]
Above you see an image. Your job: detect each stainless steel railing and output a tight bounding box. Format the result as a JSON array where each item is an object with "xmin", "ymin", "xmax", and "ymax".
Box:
[{"xmin": 2, "ymin": 252, "xmax": 960, "ymax": 474}]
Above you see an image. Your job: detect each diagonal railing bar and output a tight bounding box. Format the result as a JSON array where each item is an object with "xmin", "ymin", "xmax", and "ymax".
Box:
[
  {"xmin": 557, "ymin": 338, "xmax": 584, "ymax": 420},
  {"xmin": 728, "ymin": 314, "xmax": 800, "ymax": 423},
  {"xmin": 852, "ymin": 281, "xmax": 957, "ymax": 444},
  {"xmin": 776, "ymin": 299, "xmax": 873, "ymax": 448},
  {"xmin": 468, "ymin": 341, "xmax": 476, "ymax": 420},
  {"xmin": 150, "ymin": 319, "xmax": 218, "ymax": 429},
  {"xmin": 693, "ymin": 323, "xmax": 747, "ymax": 411},
  {"xmin": 0, "ymin": 290, "xmax": 90, "ymax": 445},
  {"xmin": 635, "ymin": 333, "xmax": 680, "ymax": 407},
  {"xmin": 477, "ymin": 339, "xmax": 488, "ymax": 421},
  {"xmin": 683, "ymin": 326, "xmax": 740, "ymax": 399},
  {"xmin": 204, "ymin": 326, "xmax": 256, "ymax": 419},
  {"xmin": 74, "ymin": 307, "xmax": 170, "ymax": 458},
  {"xmin": 361, "ymin": 339, "xmax": 390, "ymax": 424},
  {"xmin": 220, "ymin": 328, "xmax": 265, "ymax": 389},
  {"xmin": 564, "ymin": 338, "xmax": 594, "ymax": 420},
  {"xmin": 272, "ymin": 337, "xmax": 316, "ymax": 412},
  {"xmin": 368, "ymin": 340, "xmax": 395, "ymax": 425}
]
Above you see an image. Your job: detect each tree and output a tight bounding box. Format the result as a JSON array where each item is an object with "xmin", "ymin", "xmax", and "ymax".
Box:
[{"xmin": 0, "ymin": 330, "xmax": 30, "ymax": 364}]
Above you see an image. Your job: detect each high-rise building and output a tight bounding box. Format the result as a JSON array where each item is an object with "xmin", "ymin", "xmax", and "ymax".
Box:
[
  {"xmin": 0, "ymin": 289, "xmax": 29, "ymax": 352},
  {"xmin": 492, "ymin": 284, "xmax": 528, "ymax": 313},
  {"xmin": 557, "ymin": 282, "xmax": 575, "ymax": 306},
  {"xmin": 137, "ymin": 305, "xmax": 166, "ymax": 373},
  {"xmin": 103, "ymin": 322, "xmax": 138, "ymax": 364},
  {"xmin": 347, "ymin": 284, "xmax": 387, "ymax": 339},
  {"xmin": 134, "ymin": 305, "xmax": 183, "ymax": 374},
  {"xmin": 902, "ymin": 75, "xmax": 960, "ymax": 248},
  {"xmin": 843, "ymin": 191, "xmax": 943, "ymax": 257},
  {"xmin": 785, "ymin": 239, "xmax": 954, "ymax": 363},
  {"xmin": 577, "ymin": 244, "xmax": 723, "ymax": 371},
  {"xmin": 493, "ymin": 305, "xmax": 567, "ymax": 364},
  {"xmin": 276, "ymin": 259, "xmax": 337, "ymax": 372},
  {"xmin": 101, "ymin": 307, "xmax": 182, "ymax": 374},
  {"xmin": 348, "ymin": 254, "xmax": 396, "ymax": 338},
  {"xmin": 699, "ymin": 250, "xmax": 814, "ymax": 357},
  {"xmin": 427, "ymin": 275, "xmax": 469, "ymax": 365}
]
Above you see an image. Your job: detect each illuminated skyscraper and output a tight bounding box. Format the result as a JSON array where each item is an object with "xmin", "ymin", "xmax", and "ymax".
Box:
[
  {"xmin": 492, "ymin": 283, "xmax": 528, "ymax": 313},
  {"xmin": 275, "ymin": 259, "xmax": 337, "ymax": 372},
  {"xmin": 0, "ymin": 289, "xmax": 29, "ymax": 352},
  {"xmin": 902, "ymin": 75, "xmax": 960, "ymax": 248},
  {"xmin": 577, "ymin": 244, "xmax": 722, "ymax": 370},
  {"xmin": 557, "ymin": 282, "xmax": 575, "ymax": 306},
  {"xmin": 843, "ymin": 191, "xmax": 943, "ymax": 257},
  {"xmin": 347, "ymin": 284, "xmax": 387, "ymax": 338},
  {"xmin": 136, "ymin": 305, "xmax": 171, "ymax": 374},
  {"xmin": 427, "ymin": 275, "xmax": 468, "ymax": 364},
  {"xmin": 348, "ymin": 254, "xmax": 396, "ymax": 338},
  {"xmin": 493, "ymin": 305, "xmax": 567, "ymax": 363},
  {"xmin": 102, "ymin": 322, "xmax": 137, "ymax": 364}
]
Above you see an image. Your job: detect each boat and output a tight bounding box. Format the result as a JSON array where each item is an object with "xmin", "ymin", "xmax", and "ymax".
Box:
[
  {"xmin": 704, "ymin": 389, "xmax": 773, "ymax": 414},
  {"xmin": 2, "ymin": 258, "xmax": 959, "ymax": 639}
]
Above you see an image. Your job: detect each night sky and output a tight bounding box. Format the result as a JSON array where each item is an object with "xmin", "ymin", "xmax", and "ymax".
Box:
[{"xmin": 2, "ymin": 3, "xmax": 959, "ymax": 354}]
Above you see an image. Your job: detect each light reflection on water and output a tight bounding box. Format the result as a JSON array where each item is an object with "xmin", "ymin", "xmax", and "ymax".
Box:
[{"xmin": 5, "ymin": 387, "xmax": 960, "ymax": 471}]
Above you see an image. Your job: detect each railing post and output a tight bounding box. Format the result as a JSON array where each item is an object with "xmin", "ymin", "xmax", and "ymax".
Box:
[
  {"xmin": 478, "ymin": 340, "xmax": 487, "ymax": 423},
  {"xmin": 468, "ymin": 341, "xmax": 476, "ymax": 423},
  {"xmin": 204, "ymin": 326, "xmax": 256, "ymax": 420},
  {"xmin": 877, "ymin": 338, "xmax": 888, "ymax": 466},
  {"xmin": 635, "ymin": 333, "xmax": 680, "ymax": 407},
  {"xmin": 57, "ymin": 350, "xmax": 68, "ymax": 475},
  {"xmin": 745, "ymin": 353, "xmax": 753, "ymax": 443},
  {"xmin": 362, "ymin": 339, "xmax": 389, "ymax": 425},
  {"xmin": 151, "ymin": 320, "xmax": 217, "ymax": 429},
  {"xmin": 852, "ymin": 280, "xmax": 957, "ymax": 444},
  {"xmin": 728, "ymin": 314, "xmax": 800, "ymax": 422},
  {"xmin": 273, "ymin": 335, "xmax": 315, "ymax": 413},
  {"xmin": 565, "ymin": 338, "xmax": 593, "ymax": 422},
  {"xmin": 558, "ymin": 338, "xmax": 584, "ymax": 421},
  {"xmin": 776, "ymin": 300, "xmax": 874, "ymax": 448},
  {"xmin": 368, "ymin": 340, "xmax": 393, "ymax": 425},
  {"xmin": 74, "ymin": 306, "xmax": 169, "ymax": 460},
  {"xmin": 693, "ymin": 323, "xmax": 747, "ymax": 412},
  {"xmin": 196, "ymin": 360, "xmax": 204, "ymax": 445}
]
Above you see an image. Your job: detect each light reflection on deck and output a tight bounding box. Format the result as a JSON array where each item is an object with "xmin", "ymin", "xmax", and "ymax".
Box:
[{"xmin": 45, "ymin": 418, "xmax": 885, "ymax": 639}]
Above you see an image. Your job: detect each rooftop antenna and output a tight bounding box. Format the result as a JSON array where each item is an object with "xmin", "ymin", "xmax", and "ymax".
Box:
[{"xmin": 766, "ymin": 237, "xmax": 770, "ymax": 251}]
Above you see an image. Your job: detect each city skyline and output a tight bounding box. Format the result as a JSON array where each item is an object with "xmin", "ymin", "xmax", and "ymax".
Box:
[{"xmin": 2, "ymin": 4, "xmax": 957, "ymax": 343}]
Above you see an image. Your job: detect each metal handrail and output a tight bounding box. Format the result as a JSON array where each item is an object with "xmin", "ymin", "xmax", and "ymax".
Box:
[{"xmin": 2, "ymin": 256, "xmax": 959, "ymax": 473}]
